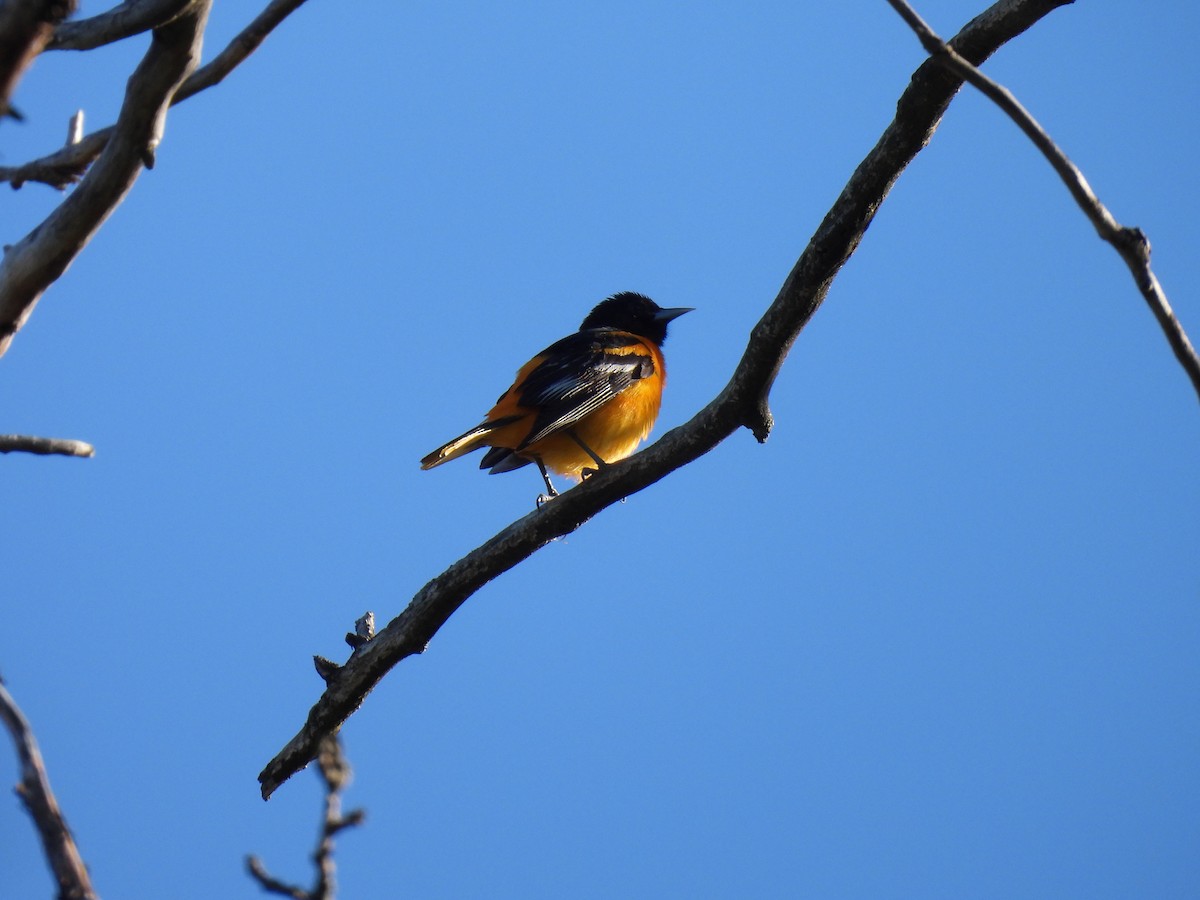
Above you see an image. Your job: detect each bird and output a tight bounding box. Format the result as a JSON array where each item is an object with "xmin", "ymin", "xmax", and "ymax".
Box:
[{"xmin": 420, "ymin": 291, "xmax": 692, "ymax": 499}]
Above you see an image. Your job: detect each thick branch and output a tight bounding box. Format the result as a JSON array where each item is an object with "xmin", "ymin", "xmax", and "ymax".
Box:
[
  {"xmin": 0, "ymin": 0, "xmax": 209, "ymax": 358},
  {"xmin": 0, "ymin": 434, "xmax": 94, "ymax": 457},
  {"xmin": 48, "ymin": 0, "xmax": 190, "ymax": 51},
  {"xmin": 0, "ymin": 678, "xmax": 98, "ymax": 900},
  {"xmin": 0, "ymin": 0, "xmax": 78, "ymax": 119},
  {"xmin": 0, "ymin": 0, "xmax": 311, "ymax": 190},
  {"xmin": 258, "ymin": 0, "xmax": 1073, "ymax": 799},
  {"xmin": 884, "ymin": 0, "xmax": 1200, "ymax": 402}
]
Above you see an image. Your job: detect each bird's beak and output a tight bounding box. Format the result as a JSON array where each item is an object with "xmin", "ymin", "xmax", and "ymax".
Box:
[{"xmin": 654, "ymin": 307, "xmax": 694, "ymax": 324}]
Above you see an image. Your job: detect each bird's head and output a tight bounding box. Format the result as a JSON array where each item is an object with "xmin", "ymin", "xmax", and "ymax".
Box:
[{"xmin": 580, "ymin": 292, "xmax": 693, "ymax": 345}]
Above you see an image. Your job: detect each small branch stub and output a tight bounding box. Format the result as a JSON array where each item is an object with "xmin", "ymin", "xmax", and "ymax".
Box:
[
  {"xmin": 313, "ymin": 656, "xmax": 340, "ymax": 684},
  {"xmin": 748, "ymin": 403, "xmax": 774, "ymax": 443},
  {"xmin": 67, "ymin": 110, "xmax": 83, "ymax": 146},
  {"xmin": 344, "ymin": 611, "xmax": 375, "ymax": 649}
]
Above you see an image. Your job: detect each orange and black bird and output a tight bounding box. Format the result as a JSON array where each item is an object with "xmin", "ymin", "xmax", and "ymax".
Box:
[{"xmin": 420, "ymin": 292, "xmax": 692, "ymax": 498}]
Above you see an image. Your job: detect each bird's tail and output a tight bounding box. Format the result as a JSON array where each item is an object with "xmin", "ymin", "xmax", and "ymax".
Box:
[{"xmin": 420, "ymin": 416, "xmax": 522, "ymax": 469}]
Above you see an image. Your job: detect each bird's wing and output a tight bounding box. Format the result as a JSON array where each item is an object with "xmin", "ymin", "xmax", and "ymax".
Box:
[{"xmin": 515, "ymin": 329, "xmax": 655, "ymax": 449}]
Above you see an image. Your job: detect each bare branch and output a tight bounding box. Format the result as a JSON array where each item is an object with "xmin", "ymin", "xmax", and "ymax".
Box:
[
  {"xmin": 0, "ymin": 1, "xmax": 210, "ymax": 358},
  {"xmin": 885, "ymin": 0, "xmax": 1200, "ymax": 401},
  {"xmin": 0, "ymin": 434, "xmax": 94, "ymax": 457},
  {"xmin": 258, "ymin": 0, "xmax": 1074, "ymax": 800},
  {"xmin": 0, "ymin": 0, "xmax": 78, "ymax": 120},
  {"xmin": 48, "ymin": 0, "xmax": 191, "ymax": 51},
  {"xmin": 0, "ymin": 677, "xmax": 98, "ymax": 900},
  {"xmin": 1, "ymin": 0, "xmax": 312, "ymax": 190},
  {"xmin": 173, "ymin": 0, "xmax": 310, "ymax": 102},
  {"xmin": 248, "ymin": 736, "xmax": 363, "ymax": 900},
  {"xmin": 0, "ymin": 125, "xmax": 109, "ymax": 189},
  {"xmin": 247, "ymin": 857, "xmax": 308, "ymax": 900}
]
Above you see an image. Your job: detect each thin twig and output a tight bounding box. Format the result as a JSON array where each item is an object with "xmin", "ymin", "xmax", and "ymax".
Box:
[
  {"xmin": 248, "ymin": 736, "xmax": 363, "ymax": 900},
  {"xmin": 173, "ymin": 0, "xmax": 311, "ymax": 102},
  {"xmin": 884, "ymin": 0, "xmax": 1200, "ymax": 401},
  {"xmin": 0, "ymin": 677, "xmax": 98, "ymax": 900},
  {"xmin": 246, "ymin": 858, "xmax": 307, "ymax": 900},
  {"xmin": 258, "ymin": 0, "xmax": 1075, "ymax": 800},
  {"xmin": 0, "ymin": 434, "xmax": 94, "ymax": 457}
]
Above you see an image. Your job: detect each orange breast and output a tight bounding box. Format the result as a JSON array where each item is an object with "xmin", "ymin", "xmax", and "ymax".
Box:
[
  {"xmin": 483, "ymin": 341, "xmax": 667, "ymax": 480},
  {"xmin": 532, "ymin": 373, "xmax": 664, "ymax": 479}
]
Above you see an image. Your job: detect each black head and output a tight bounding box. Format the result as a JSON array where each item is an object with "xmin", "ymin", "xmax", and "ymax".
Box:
[{"xmin": 579, "ymin": 291, "xmax": 693, "ymax": 345}]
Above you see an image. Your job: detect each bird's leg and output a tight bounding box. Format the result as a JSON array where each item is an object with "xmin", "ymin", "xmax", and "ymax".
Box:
[
  {"xmin": 534, "ymin": 457, "xmax": 559, "ymax": 507},
  {"xmin": 566, "ymin": 430, "xmax": 608, "ymax": 479}
]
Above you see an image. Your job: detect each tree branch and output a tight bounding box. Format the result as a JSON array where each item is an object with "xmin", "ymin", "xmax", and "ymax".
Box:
[
  {"xmin": 884, "ymin": 0, "xmax": 1200, "ymax": 401},
  {"xmin": 0, "ymin": 434, "xmax": 94, "ymax": 457},
  {"xmin": 0, "ymin": 125, "xmax": 108, "ymax": 190},
  {"xmin": 258, "ymin": 0, "xmax": 1074, "ymax": 800},
  {"xmin": 0, "ymin": 676, "xmax": 98, "ymax": 900},
  {"xmin": 247, "ymin": 736, "xmax": 363, "ymax": 900},
  {"xmin": 0, "ymin": 0, "xmax": 312, "ymax": 190},
  {"xmin": 47, "ymin": 0, "xmax": 190, "ymax": 51},
  {"xmin": 0, "ymin": 0, "xmax": 210, "ymax": 359},
  {"xmin": 172, "ymin": 0, "xmax": 310, "ymax": 102}
]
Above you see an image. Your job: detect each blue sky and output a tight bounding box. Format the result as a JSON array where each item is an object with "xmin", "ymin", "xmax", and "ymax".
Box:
[{"xmin": 3, "ymin": 2, "xmax": 1198, "ymax": 897}]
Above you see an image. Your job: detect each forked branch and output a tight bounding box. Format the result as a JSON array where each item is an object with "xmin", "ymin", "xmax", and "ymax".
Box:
[
  {"xmin": 885, "ymin": 0, "xmax": 1200, "ymax": 400},
  {"xmin": 247, "ymin": 736, "xmax": 364, "ymax": 900},
  {"xmin": 0, "ymin": 0, "xmax": 315, "ymax": 359},
  {"xmin": 0, "ymin": 0, "xmax": 312, "ymax": 192},
  {"xmin": 0, "ymin": 0, "xmax": 210, "ymax": 359}
]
